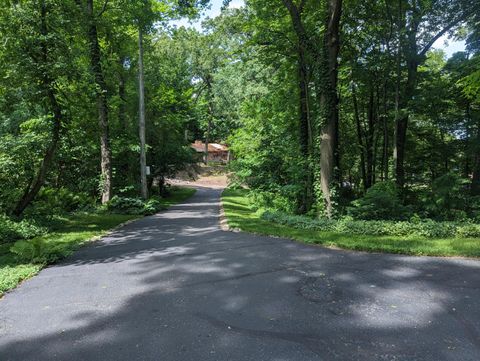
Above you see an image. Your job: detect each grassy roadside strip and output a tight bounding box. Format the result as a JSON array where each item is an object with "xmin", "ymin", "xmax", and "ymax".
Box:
[
  {"xmin": 0, "ymin": 187, "xmax": 196, "ymax": 296},
  {"xmin": 221, "ymin": 188, "xmax": 480, "ymax": 258}
]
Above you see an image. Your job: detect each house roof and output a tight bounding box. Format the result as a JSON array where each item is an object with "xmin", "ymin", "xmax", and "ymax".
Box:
[{"xmin": 191, "ymin": 140, "xmax": 228, "ymax": 153}]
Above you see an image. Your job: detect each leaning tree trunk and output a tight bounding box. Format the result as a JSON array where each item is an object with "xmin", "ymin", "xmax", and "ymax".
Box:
[
  {"xmin": 319, "ymin": 0, "xmax": 342, "ymax": 218},
  {"xmin": 85, "ymin": 0, "xmax": 112, "ymax": 204},
  {"xmin": 13, "ymin": 0, "xmax": 62, "ymax": 217}
]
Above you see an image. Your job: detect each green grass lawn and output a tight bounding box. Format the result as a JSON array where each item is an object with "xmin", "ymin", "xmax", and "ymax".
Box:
[
  {"xmin": 222, "ymin": 188, "xmax": 480, "ymax": 258},
  {"xmin": 0, "ymin": 187, "xmax": 196, "ymax": 296}
]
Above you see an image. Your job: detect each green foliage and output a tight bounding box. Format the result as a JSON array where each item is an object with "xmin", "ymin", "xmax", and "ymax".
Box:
[
  {"xmin": 261, "ymin": 210, "xmax": 480, "ymax": 239},
  {"xmin": 105, "ymin": 196, "xmax": 161, "ymax": 215},
  {"xmin": 222, "ymin": 188, "xmax": 480, "ymax": 258},
  {"xmin": 428, "ymin": 172, "xmax": 470, "ymax": 220},
  {"xmin": 9, "ymin": 238, "xmax": 67, "ymax": 264},
  {"xmin": 248, "ymin": 185, "xmax": 303, "ymax": 214},
  {"xmin": 30, "ymin": 188, "xmax": 93, "ymax": 215},
  {"xmin": 105, "ymin": 187, "xmax": 196, "ymax": 215},
  {"xmin": 348, "ymin": 181, "xmax": 409, "ymax": 220},
  {"xmin": 0, "ymin": 215, "xmax": 47, "ymax": 244}
]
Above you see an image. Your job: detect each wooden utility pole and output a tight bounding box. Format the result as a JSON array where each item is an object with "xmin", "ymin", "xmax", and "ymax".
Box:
[{"xmin": 138, "ymin": 27, "xmax": 148, "ymax": 199}]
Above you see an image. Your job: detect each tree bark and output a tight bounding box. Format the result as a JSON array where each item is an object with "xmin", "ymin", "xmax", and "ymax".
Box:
[
  {"xmin": 472, "ymin": 122, "xmax": 480, "ymax": 196},
  {"xmin": 118, "ymin": 56, "xmax": 127, "ymax": 132},
  {"xmin": 138, "ymin": 27, "xmax": 148, "ymax": 200},
  {"xmin": 382, "ymin": 80, "xmax": 389, "ymax": 181},
  {"xmin": 352, "ymin": 83, "xmax": 367, "ymax": 191},
  {"xmin": 365, "ymin": 85, "xmax": 375, "ymax": 189},
  {"xmin": 13, "ymin": 0, "xmax": 62, "ymax": 216},
  {"xmin": 319, "ymin": 0, "xmax": 342, "ymax": 217},
  {"xmin": 85, "ymin": 0, "xmax": 113, "ymax": 204},
  {"xmin": 298, "ymin": 32, "xmax": 314, "ymax": 213},
  {"xmin": 282, "ymin": 0, "xmax": 314, "ymax": 213}
]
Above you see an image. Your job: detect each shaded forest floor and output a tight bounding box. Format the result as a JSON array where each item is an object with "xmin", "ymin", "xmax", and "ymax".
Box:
[{"xmin": 222, "ymin": 188, "xmax": 480, "ymax": 258}]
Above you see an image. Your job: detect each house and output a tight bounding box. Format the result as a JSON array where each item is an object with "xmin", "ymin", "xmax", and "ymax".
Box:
[{"xmin": 191, "ymin": 140, "xmax": 230, "ymax": 163}]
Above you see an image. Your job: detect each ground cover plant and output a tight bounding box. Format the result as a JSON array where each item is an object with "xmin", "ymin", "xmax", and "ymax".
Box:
[{"xmin": 222, "ymin": 188, "xmax": 480, "ymax": 258}]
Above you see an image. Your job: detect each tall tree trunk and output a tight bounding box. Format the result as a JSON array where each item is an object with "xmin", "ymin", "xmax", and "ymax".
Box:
[
  {"xmin": 13, "ymin": 0, "xmax": 62, "ymax": 217},
  {"xmin": 365, "ymin": 85, "xmax": 375, "ymax": 188},
  {"xmin": 85, "ymin": 0, "xmax": 112, "ymax": 204},
  {"xmin": 472, "ymin": 122, "xmax": 480, "ymax": 196},
  {"xmin": 297, "ymin": 42, "xmax": 313, "ymax": 213},
  {"xmin": 319, "ymin": 0, "xmax": 342, "ymax": 217},
  {"xmin": 118, "ymin": 56, "xmax": 127, "ymax": 132},
  {"xmin": 204, "ymin": 118, "xmax": 211, "ymax": 165},
  {"xmin": 204, "ymin": 80, "xmax": 214, "ymax": 165},
  {"xmin": 138, "ymin": 27, "xmax": 148, "ymax": 200},
  {"xmin": 382, "ymin": 80, "xmax": 389, "ymax": 181},
  {"xmin": 281, "ymin": 0, "xmax": 314, "ymax": 213},
  {"xmin": 352, "ymin": 83, "xmax": 367, "ymax": 191}
]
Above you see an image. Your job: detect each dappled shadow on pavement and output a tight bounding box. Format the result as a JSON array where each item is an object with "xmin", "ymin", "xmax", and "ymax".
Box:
[{"xmin": 0, "ymin": 187, "xmax": 479, "ymax": 360}]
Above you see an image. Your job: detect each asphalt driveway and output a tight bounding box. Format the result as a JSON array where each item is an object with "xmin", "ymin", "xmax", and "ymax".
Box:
[{"xmin": 1, "ymin": 187, "xmax": 479, "ymax": 360}]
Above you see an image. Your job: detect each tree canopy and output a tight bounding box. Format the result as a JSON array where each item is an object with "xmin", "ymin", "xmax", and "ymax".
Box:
[{"xmin": 0, "ymin": 0, "xmax": 479, "ymax": 224}]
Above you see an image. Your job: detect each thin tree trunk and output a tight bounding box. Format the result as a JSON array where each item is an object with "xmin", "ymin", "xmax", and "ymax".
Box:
[
  {"xmin": 205, "ymin": 102, "xmax": 214, "ymax": 166},
  {"xmin": 203, "ymin": 76, "xmax": 216, "ymax": 165},
  {"xmin": 352, "ymin": 83, "xmax": 367, "ymax": 191},
  {"xmin": 298, "ymin": 45, "xmax": 313, "ymax": 213},
  {"xmin": 84, "ymin": 0, "xmax": 113, "ymax": 204},
  {"xmin": 13, "ymin": 0, "xmax": 62, "ymax": 216},
  {"xmin": 319, "ymin": 0, "xmax": 342, "ymax": 218},
  {"xmin": 138, "ymin": 27, "xmax": 148, "ymax": 199},
  {"xmin": 365, "ymin": 85, "xmax": 375, "ymax": 188},
  {"xmin": 382, "ymin": 80, "xmax": 389, "ymax": 181},
  {"xmin": 281, "ymin": 0, "xmax": 316, "ymax": 213},
  {"xmin": 118, "ymin": 56, "xmax": 127, "ymax": 132},
  {"xmin": 393, "ymin": 0, "xmax": 403, "ymax": 189},
  {"xmin": 472, "ymin": 121, "xmax": 480, "ymax": 196}
]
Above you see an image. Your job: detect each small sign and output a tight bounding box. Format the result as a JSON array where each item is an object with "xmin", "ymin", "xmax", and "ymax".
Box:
[{"xmin": 146, "ymin": 166, "xmax": 151, "ymax": 176}]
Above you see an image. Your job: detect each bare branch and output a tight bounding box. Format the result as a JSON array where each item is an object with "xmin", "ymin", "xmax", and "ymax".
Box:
[
  {"xmin": 419, "ymin": 9, "xmax": 476, "ymax": 57},
  {"xmin": 97, "ymin": 0, "xmax": 109, "ymax": 17}
]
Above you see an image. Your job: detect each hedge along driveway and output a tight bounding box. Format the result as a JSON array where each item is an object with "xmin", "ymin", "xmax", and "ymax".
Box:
[{"xmin": 221, "ymin": 188, "xmax": 480, "ymax": 258}]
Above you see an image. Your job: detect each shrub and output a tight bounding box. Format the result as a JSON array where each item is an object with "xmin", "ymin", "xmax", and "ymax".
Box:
[
  {"xmin": 261, "ymin": 210, "xmax": 479, "ymax": 239},
  {"xmin": 248, "ymin": 185, "xmax": 304, "ymax": 214},
  {"xmin": 105, "ymin": 196, "xmax": 164, "ymax": 215},
  {"xmin": 456, "ymin": 224, "xmax": 480, "ymax": 238},
  {"xmin": 428, "ymin": 172, "xmax": 470, "ymax": 220},
  {"xmin": 9, "ymin": 238, "xmax": 68, "ymax": 264},
  {"xmin": 348, "ymin": 181, "xmax": 409, "ymax": 220},
  {"xmin": 26, "ymin": 188, "xmax": 92, "ymax": 216},
  {"xmin": 0, "ymin": 214, "xmax": 47, "ymax": 244}
]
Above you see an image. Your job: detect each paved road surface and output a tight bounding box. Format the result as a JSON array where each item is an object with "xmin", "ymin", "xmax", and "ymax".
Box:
[{"xmin": 1, "ymin": 187, "xmax": 480, "ymax": 360}]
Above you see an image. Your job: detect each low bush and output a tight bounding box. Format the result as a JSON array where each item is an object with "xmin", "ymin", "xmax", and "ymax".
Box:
[
  {"xmin": 28, "ymin": 188, "xmax": 93, "ymax": 216},
  {"xmin": 248, "ymin": 185, "xmax": 304, "ymax": 214},
  {"xmin": 9, "ymin": 238, "xmax": 68, "ymax": 264},
  {"xmin": 348, "ymin": 181, "xmax": 410, "ymax": 220},
  {"xmin": 105, "ymin": 196, "xmax": 165, "ymax": 215},
  {"xmin": 0, "ymin": 214, "xmax": 47, "ymax": 244},
  {"xmin": 261, "ymin": 210, "xmax": 480, "ymax": 239}
]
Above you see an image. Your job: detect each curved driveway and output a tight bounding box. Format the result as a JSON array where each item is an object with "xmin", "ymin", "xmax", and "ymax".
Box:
[{"xmin": 1, "ymin": 187, "xmax": 480, "ymax": 360}]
